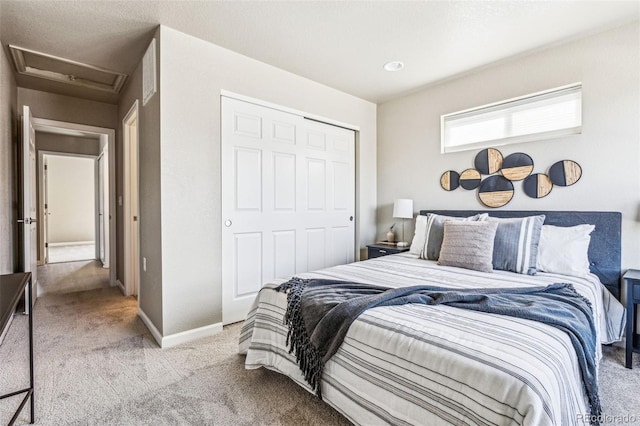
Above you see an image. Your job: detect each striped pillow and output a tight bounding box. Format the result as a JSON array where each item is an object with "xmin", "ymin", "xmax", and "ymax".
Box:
[
  {"xmin": 421, "ymin": 213, "xmax": 488, "ymax": 260},
  {"xmin": 488, "ymin": 215, "xmax": 545, "ymax": 275}
]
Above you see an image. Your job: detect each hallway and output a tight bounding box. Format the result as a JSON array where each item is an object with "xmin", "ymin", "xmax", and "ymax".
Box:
[{"xmin": 37, "ymin": 260, "xmax": 110, "ymax": 296}]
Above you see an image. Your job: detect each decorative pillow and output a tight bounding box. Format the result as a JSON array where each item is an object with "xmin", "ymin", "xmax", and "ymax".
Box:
[
  {"xmin": 421, "ymin": 213, "xmax": 488, "ymax": 260},
  {"xmin": 409, "ymin": 215, "xmax": 429, "ymax": 256},
  {"xmin": 536, "ymin": 224, "xmax": 595, "ymax": 277},
  {"xmin": 487, "ymin": 215, "xmax": 545, "ymax": 275},
  {"xmin": 437, "ymin": 220, "xmax": 498, "ymax": 273}
]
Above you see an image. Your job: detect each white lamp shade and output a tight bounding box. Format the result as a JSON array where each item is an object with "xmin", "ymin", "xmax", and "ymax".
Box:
[{"xmin": 392, "ymin": 199, "xmax": 413, "ymax": 219}]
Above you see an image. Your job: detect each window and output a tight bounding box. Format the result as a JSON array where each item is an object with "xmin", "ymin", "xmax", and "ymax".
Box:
[{"xmin": 441, "ymin": 83, "xmax": 582, "ymax": 153}]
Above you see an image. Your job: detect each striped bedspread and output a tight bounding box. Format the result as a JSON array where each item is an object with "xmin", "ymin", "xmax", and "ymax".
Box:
[{"xmin": 239, "ymin": 253, "xmax": 625, "ymax": 425}]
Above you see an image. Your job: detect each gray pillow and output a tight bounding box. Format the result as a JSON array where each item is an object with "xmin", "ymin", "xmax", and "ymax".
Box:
[
  {"xmin": 437, "ymin": 220, "xmax": 498, "ymax": 273},
  {"xmin": 421, "ymin": 213, "xmax": 488, "ymax": 260},
  {"xmin": 487, "ymin": 215, "xmax": 545, "ymax": 275}
]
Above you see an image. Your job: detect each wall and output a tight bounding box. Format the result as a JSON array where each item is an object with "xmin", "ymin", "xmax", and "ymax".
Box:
[
  {"xmin": 45, "ymin": 155, "xmax": 95, "ymax": 243},
  {"xmin": 117, "ymin": 28, "xmax": 163, "ymax": 333},
  {"xmin": 18, "ymin": 88, "xmax": 118, "ymax": 129},
  {"xmin": 37, "ymin": 132, "xmax": 100, "ymax": 156},
  {"xmin": 159, "ymin": 25, "xmax": 377, "ymax": 336},
  {"xmin": 377, "ymin": 23, "xmax": 639, "ymax": 269},
  {"xmin": 0, "ymin": 45, "xmax": 17, "ymax": 274}
]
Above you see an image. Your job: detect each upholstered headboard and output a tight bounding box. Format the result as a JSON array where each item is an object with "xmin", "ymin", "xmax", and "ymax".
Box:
[{"xmin": 419, "ymin": 210, "xmax": 622, "ymax": 299}]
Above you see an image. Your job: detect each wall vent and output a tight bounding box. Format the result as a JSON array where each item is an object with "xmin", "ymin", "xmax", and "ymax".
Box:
[{"xmin": 9, "ymin": 45, "xmax": 127, "ymax": 94}]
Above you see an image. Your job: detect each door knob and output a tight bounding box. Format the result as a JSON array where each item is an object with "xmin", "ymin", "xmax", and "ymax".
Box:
[
  {"xmin": 225, "ymin": 220, "xmax": 232, "ymax": 227},
  {"xmin": 349, "ymin": 216, "xmax": 353, "ymax": 221}
]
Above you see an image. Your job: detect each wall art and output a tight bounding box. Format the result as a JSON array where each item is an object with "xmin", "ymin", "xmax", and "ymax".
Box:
[{"xmin": 440, "ymin": 147, "xmax": 583, "ymax": 207}]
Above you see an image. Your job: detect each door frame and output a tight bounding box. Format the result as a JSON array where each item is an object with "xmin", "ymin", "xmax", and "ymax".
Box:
[
  {"xmin": 32, "ymin": 117, "xmax": 116, "ymax": 287},
  {"xmin": 38, "ymin": 151, "xmax": 99, "ymax": 264},
  {"xmin": 97, "ymin": 150, "xmax": 108, "ymax": 266},
  {"xmin": 123, "ymin": 100, "xmax": 140, "ymax": 298}
]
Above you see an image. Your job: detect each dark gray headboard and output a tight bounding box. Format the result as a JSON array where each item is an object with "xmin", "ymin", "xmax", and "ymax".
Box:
[{"xmin": 420, "ymin": 210, "xmax": 622, "ymax": 299}]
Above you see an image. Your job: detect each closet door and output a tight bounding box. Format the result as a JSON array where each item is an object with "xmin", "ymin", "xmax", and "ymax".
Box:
[{"xmin": 221, "ymin": 97, "xmax": 355, "ymax": 324}]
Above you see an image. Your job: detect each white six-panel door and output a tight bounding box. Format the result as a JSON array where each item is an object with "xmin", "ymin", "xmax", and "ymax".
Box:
[
  {"xmin": 221, "ymin": 97, "xmax": 355, "ymax": 324},
  {"xmin": 22, "ymin": 106, "xmax": 37, "ymax": 310}
]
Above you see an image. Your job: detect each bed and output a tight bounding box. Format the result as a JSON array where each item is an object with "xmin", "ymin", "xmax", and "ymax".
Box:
[{"xmin": 239, "ymin": 210, "xmax": 625, "ymax": 425}]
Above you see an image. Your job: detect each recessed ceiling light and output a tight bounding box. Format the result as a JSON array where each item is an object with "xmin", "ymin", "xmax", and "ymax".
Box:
[{"xmin": 383, "ymin": 61, "xmax": 404, "ymax": 72}]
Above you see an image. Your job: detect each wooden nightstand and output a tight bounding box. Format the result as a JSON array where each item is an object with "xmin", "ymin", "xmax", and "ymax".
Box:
[
  {"xmin": 624, "ymin": 269, "xmax": 640, "ymax": 368},
  {"xmin": 367, "ymin": 244, "xmax": 410, "ymax": 259}
]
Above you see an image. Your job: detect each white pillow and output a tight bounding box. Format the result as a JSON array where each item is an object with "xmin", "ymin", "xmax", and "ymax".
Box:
[
  {"xmin": 536, "ymin": 224, "xmax": 595, "ymax": 277},
  {"xmin": 409, "ymin": 215, "xmax": 428, "ymax": 256}
]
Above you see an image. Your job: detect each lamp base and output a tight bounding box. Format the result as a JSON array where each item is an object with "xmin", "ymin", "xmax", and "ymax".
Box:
[{"xmin": 396, "ymin": 241, "xmax": 409, "ymax": 247}]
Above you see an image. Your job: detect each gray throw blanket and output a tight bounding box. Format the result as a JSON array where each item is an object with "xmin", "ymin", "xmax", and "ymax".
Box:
[{"xmin": 276, "ymin": 277, "xmax": 600, "ymax": 423}]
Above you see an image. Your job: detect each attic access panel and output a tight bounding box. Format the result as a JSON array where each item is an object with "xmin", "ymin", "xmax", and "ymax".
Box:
[{"xmin": 9, "ymin": 45, "xmax": 127, "ymax": 93}]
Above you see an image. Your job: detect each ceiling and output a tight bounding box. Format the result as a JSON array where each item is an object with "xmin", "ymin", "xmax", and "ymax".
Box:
[{"xmin": 1, "ymin": 1, "xmax": 638, "ymax": 104}]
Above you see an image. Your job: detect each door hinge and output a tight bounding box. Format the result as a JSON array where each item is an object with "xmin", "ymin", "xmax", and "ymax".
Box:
[
  {"xmin": 44, "ymin": 164, "xmax": 48, "ymax": 171},
  {"xmin": 45, "ymin": 203, "xmax": 48, "ymax": 209},
  {"xmin": 45, "ymin": 243, "xmax": 48, "ymax": 248}
]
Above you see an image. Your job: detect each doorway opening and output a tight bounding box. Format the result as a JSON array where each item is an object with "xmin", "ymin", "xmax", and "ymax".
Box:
[
  {"xmin": 29, "ymin": 115, "xmax": 117, "ymax": 294},
  {"xmin": 42, "ymin": 153, "xmax": 97, "ymax": 263}
]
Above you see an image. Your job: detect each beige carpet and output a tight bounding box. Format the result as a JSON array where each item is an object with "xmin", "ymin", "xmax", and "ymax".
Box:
[
  {"xmin": 37, "ymin": 260, "xmax": 110, "ymax": 296},
  {"xmin": 0, "ymin": 287, "xmax": 638, "ymax": 425}
]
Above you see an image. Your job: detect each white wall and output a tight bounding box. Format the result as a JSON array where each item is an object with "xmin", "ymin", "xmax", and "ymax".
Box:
[
  {"xmin": 159, "ymin": 25, "xmax": 377, "ymax": 335},
  {"xmin": 46, "ymin": 155, "xmax": 95, "ymax": 244},
  {"xmin": 377, "ymin": 22, "xmax": 639, "ymax": 269}
]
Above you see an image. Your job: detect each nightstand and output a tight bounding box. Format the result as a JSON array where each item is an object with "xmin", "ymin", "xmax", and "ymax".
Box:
[
  {"xmin": 367, "ymin": 244, "xmax": 410, "ymax": 259},
  {"xmin": 624, "ymin": 269, "xmax": 640, "ymax": 368}
]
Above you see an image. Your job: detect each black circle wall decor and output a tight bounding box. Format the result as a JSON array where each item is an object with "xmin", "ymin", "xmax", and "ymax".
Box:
[
  {"xmin": 459, "ymin": 168, "xmax": 481, "ymax": 190},
  {"xmin": 478, "ymin": 175, "xmax": 514, "ymax": 208},
  {"xmin": 523, "ymin": 173, "xmax": 553, "ymax": 199},
  {"xmin": 501, "ymin": 152, "xmax": 534, "ymax": 181},
  {"xmin": 548, "ymin": 160, "xmax": 582, "ymax": 186},
  {"xmin": 440, "ymin": 170, "xmax": 460, "ymax": 191},
  {"xmin": 474, "ymin": 148, "xmax": 503, "ymax": 175}
]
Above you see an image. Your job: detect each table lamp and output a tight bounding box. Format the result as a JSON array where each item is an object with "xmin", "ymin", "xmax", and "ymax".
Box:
[{"xmin": 392, "ymin": 199, "xmax": 413, "ymax": 247}]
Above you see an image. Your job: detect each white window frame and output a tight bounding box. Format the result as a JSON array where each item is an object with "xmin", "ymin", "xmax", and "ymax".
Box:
[{"xmin": 441, "ymin": 83, "xmax": 582, "ymax": 153}]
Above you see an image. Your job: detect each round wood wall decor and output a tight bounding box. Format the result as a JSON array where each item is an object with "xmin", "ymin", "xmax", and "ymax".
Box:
[
  {"xmin": 459, "ymin": 168, "xmax": 481, "ymax": 190},
  {"xmin": 501, "ymin": 152, "xmax": 534, "ymax": 181},
  {"xmin": 478, "ymin": 175, "xmax": 514, "ymax": 208},
  {"xmin": 474, "ymin": 148, "xmax": 503, "ymax": 175},
  {"xmin": 549, "ymin": 160, "xmax": 582, "ymax": 186},
  {"xmin": 523, "ymin": 173, "xmax": 553, "ymax": 199},
  {"xmin": 440, "ymin": 170, "xmax": 460, "ymax": 191}
]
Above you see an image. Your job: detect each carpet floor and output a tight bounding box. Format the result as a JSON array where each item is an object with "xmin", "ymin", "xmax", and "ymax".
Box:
[{"xmin": 0, "ymin": 287, "xmax": 638, "ymax": 425}]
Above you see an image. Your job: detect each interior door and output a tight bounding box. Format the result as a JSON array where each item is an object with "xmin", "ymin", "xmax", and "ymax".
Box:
[
  {"xmin": 123, "ymin": 104, "xmax": 139, "ymax": 296},
  {"xmin": 21, "ymin": 105, "xmax": 37, "ymax": 310},
  {"xmin": 221, "ymin": 97, "xmax": 355, "ymax": 324}
]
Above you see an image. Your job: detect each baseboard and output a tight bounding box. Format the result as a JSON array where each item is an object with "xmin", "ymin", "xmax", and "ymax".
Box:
[
  {"xmin": 48, "ymin": 241, "xmax": 95, "ymax": 247},
  {"xmin": 161, "ymin": 322, "xmax": 223, "ymax": 348},
  {"xmin": 138, "ymin": 307, "xmax": 163, "ymax": 347},
  {"xmin": 116, "ymin": 279, "xmax": 125, "ymax": 292},
  {"xmin": 137, "ymin": 307, "xmax": 223, "ymax": 348}
]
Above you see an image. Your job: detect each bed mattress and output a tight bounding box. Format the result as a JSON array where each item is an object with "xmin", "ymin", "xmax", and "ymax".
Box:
[{"xmin": 239, "ymin": 253, "xmax": 624, "ymax": 425}]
